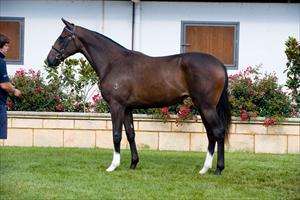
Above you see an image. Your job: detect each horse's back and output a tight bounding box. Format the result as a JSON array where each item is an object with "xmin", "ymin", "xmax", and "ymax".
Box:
[
  {"xmin": 180, "ymin": 52, "xmax": 224, "ymax": 70},
  {"xmin": 142, "ymin": 52, "xmax": 225, "ymax": 77}
]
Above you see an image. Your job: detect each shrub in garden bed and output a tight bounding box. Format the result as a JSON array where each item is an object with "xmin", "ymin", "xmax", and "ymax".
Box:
[
  {"xmin": 229, "ymin": 65, "xmax": 293, "ymax": 125},
  {"xmin": 7, "ymin": 69, "xmax": 64, "ymax": 111},
  {"xmin": 44, "ymin": 58, "xmax": 100, "ymax": 112},
  {"xmin": 7, "ymin": 58, "xmax": 101, "ymax": 112}
]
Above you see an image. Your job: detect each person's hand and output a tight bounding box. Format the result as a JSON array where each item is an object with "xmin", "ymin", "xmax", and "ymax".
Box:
[{"xmin": 14, "ymin": 89, "xmax": 22, "ymax": 97}]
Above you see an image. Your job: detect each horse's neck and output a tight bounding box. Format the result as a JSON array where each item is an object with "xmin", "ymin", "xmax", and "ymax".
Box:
[{"xmin": 77, "ymin": 28, "xmax": 127, "ymax": 79}]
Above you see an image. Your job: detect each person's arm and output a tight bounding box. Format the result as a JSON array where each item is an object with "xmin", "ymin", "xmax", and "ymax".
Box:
[
  {"xmin": 0, "ymin": 60, "xmax": 22, "ymax": 96},
  {"xmin": 0, "ymin": 82, "xmax": 21, "ymax": 96}
]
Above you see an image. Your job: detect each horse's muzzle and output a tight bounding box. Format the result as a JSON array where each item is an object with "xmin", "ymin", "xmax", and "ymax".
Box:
[{"xmin": 46, "ymin": 56, "xmax": 60, "ymax": 67}]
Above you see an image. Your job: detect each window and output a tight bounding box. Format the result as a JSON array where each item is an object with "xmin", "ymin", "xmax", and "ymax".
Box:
[
  {"xmin": 181, "ymin": 21, "xmax": 239, "ymax": 69},
  {"xmin": 0, "ymin": 17, "xmax": 25, "ymax": 65}
]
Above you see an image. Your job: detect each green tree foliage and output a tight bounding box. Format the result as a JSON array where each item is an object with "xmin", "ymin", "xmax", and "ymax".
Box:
[{"xmin": 284, "ymin": 37, "xmax": 300, "ymax": 113}]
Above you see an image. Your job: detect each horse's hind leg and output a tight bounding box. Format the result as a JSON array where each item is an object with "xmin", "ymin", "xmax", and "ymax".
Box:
[
  {"xmin": 196, "ymin": 104, "xmax": 225, "ymax": 175},
  {"xmin": 199, "ymin": 138, "xmax": 216, "ymax": 174},
  {"xmin": 215, "ymin": 137, "xmax": 225, "ymax": 175},
  {"xmin": 124, "ymin": 108, "xmax": 139, "ymax": 169},
  {"xmin": 106, "ymin": 101, "xmax": 125, "ymax": 172}
]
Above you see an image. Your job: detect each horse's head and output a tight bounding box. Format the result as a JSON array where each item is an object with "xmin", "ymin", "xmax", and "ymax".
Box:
[{"xmin": 47, "ymin": 18, "xmax": 79, "ymax": 67}]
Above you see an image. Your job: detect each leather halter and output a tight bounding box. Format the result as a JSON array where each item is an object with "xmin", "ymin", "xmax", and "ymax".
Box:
[{"xmin": 51, "ymin": 26, "xmax": 77, "ymax": 62}]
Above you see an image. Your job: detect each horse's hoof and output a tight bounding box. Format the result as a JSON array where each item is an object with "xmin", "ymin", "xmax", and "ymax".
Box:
[
  {"xmin": 106, "ymin": 163, "xmax": 119, "ymax": 172},
  {"xmin": 129, "ymin": 159, "xmax": 139, "ymax": 169},
  {"xmin": 106, "ymin": 167, "xmax": 115, "ymax": 172},
  {"xmin": 199, "ymin": 166, "xmax": 210, "ymax": 174},
  {"xmin": 129, "ymin": 164, "xmax": 137, "ymax": 169},
  {"xmin": 214, "ymin": 168, "xmax": 222, "ymax": 176}
]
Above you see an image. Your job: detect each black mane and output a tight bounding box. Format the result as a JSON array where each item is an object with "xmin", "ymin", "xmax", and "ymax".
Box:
[{"xmin": 80, "ymin": 26, "xmax": 128, "ymax": 51}]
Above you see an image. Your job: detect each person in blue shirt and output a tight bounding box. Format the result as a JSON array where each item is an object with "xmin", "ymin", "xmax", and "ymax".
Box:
[{"xmin": 0, "ymin": 33, "xmax": 22, "ymax": 139}]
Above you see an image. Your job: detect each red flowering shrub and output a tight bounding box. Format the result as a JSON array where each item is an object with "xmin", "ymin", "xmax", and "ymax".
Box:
[
  {"xmin": 263, "ymin": 118, "xmax": 276, "ymax": 126},
  {"xmin": 7, "ymin": 68, "xmax": 64, "ymax": 111},
  {"xmin": 161, "ymin": 107, "xmax": 168, "ymax": 113},
  {"xmin": 174, "ymin": 97, "xmax": 197, "ymax": 125},
  {"xmin": 6, "ymin": 101, "xmax": 13, "ymax": 108},
  {"xmin": 92, "ymin": 93, "xmax": 100, "ymax": 103},
  {"xmin": 91, "ymin": 93, "xmax": 110, "ymax": 113},
  {"xmin": 8, "ymin": 58, "xmax": 99, "ymax": 112},
  {"xmin": 159, "ymin": 107, "xmax": 169, "ymax": 120},
  {"xmin": 229, "ymin": 65, "xmax": 293, "ymax": 125},
  {"xmin": 54, "ymin": 104, "xmax": 64, "ymax": 112}
]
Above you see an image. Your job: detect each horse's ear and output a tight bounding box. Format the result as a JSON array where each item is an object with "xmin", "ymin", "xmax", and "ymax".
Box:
[{"xmin": 61, "ymin": 18, "xmax": 74, "ymax": 29}]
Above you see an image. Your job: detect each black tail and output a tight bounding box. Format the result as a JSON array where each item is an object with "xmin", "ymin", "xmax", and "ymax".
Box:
[{"xmin": 217, "ymin": 68, "xmax": 232, "ymax": 142}]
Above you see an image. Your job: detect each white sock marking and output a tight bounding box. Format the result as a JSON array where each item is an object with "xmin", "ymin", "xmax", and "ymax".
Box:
[
  {"xmin": 199, "ymin": 151, "xmax": 213, "ymax": 174},
  {"xmin": 106, "ymin": 151, "xmax": 120, "ymax": 172}
]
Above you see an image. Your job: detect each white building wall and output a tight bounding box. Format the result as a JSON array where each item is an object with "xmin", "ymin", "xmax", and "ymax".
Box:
[{"xmin": 1, "ymin": 0, "xmax": 299, "ymax": 84}]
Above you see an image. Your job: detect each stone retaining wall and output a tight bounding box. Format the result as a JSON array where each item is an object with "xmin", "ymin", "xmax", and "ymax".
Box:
[{"xmin": 1, "ymin": 111, "xmax": 299, "ymax": 154}]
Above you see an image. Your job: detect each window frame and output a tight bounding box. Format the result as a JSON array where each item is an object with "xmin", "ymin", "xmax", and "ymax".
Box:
[
  {"xmin": 181, "ymin": 21, "xmax": 240, "ymax": 70},
  {"xmin": 0, "ymin": 17, "xmax": 25, "ymax": 65}
]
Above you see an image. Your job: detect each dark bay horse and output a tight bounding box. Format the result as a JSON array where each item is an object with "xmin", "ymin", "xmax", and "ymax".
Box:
[{"xmin": 47, "ymin": 19, "xmax": 231, "ymax": 175}]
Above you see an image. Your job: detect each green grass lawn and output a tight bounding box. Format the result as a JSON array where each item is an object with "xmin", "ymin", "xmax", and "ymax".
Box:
[{"xmin": 0, "ymin": 147, "xmax": 299, "ymax": 200}]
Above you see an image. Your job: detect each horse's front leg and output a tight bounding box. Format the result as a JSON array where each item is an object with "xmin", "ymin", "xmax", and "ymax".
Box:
[
  {"xmin": 106, "ymin": 101, "xmax": 125, "ymax": 172},
  {"xmin": 124, "ymin": 108, "xmax": 139, "ymax": 169}
]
